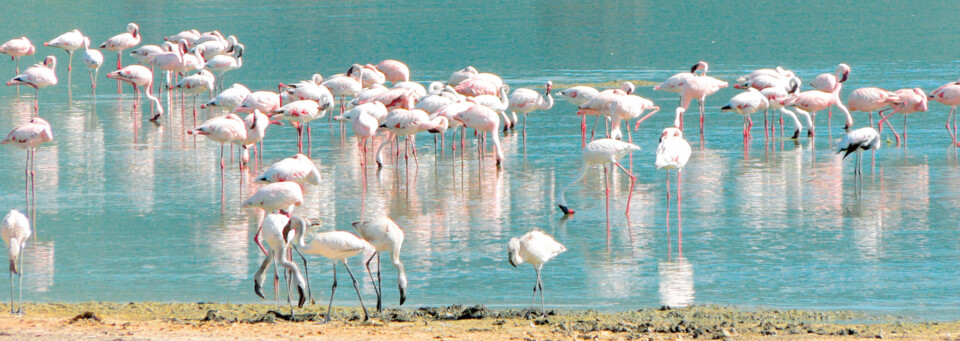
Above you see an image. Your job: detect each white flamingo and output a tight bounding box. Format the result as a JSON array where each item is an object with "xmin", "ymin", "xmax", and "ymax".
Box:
[
  {"xmin": 253, "ymin": 214, "xmax": 310, "ymax": 312},
  {"xmin": 655, "ymin": 127, "xmax": 692, "ymax": 254},
  {"xmin": 2, "ymin": 210, "xmax": 30, "ymax": 315},
  {"xmin": 44, "ymin": 29, "xmax": 84, "ymax": 73},
  {"xmin": 99, "ymin": 23, "xmax": 141, "ymax": 93},
  {"xmin": 507, "ymin": 81, "xmax": 554, "ymax": 143},
  {"xmin": 556, "ymin": 138, "xmax": 640, "ymax": 230},
  {"xmin": 255, "ymin": 154, "xmax": 321, "ymax": 185},
  {"xmin": 507, "ymin": 230, "xmax": 566, "ymax": 315},
  {"xmin": 5, "ymin": 56, "xmax": 57, "ymax": 116},
  {"xmin": 187, "ymin": 114, "xmax": 247, "ymax": 214},
  {"xmin": 352, "ymin": 216, "xmax": 407, "ymax": 312},
  {"xmin": 106, "ymin": 65, "xmax": 164, "ymax": 121},
  {"xmin": 80, "ymin": 37, "xmax": 103, "ymax": 91},
  {"xmin": 241, "ymin": 181, "xmax": 304, "ymax": 255},
  {"xmin": 299, "ymin": 230, "xmax": 373, "ymax": 323}
]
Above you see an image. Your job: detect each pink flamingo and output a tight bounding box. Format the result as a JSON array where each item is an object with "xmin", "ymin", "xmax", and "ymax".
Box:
[
  {"xmin": 201, "ymin": 83, "xmax": 251, "ymax": 112},
  {"xmin": 187, "ymin": 114, "xmax": 247, "ymax": 215},
  {"xmin": 335, "ymin": 102, "xmax": 384, "ymax": 167},
  {"xmin": 609, "ymin": 94, "xmax": 660, "ymax": 142},
  {"xmin": 928, "ymin": 80, "xmax": 960, "ymax": 145},
  {"xmin": 415, "ymin": 83, "xmax": 464, "ymax": 115},
  {"xmin": 655, "ymin": 61, "xmax": 708, "ymax": 106},
  {"xmin": 431, "ymin": 100, "xmax": 471, "ymax": 151},
  {"xmin": 455, "ymin": 77, "xmax": 498, "ymax": 97},
  {"xmin": 721, "ymin": 88, "xmax": 769, "ymax": 139},
  {"xmin": 878, "ymin": 88, "xmax": 928, "ymax": 145},
  {"xmin": 453, "ymin": 103, "xmax": 505, "ymax": 168},
  {"xmin": 281, "ymin": 74, "xmax": 331, "ymax": 103},
  {"xmin": 375, "ymin": 59, "xmax": 410, "ymax": 84},
  {"xmin": 467, "ymin": 84, "xmax": 510, "ymax": 131},
  {"xmin": 655, "ymin": 127, "xmax": 691, "ymax": 255},
  {"xmin": 448, "ymin": 66, "xmax": 478, "ymax": 86},
  {"xmin": 255, "ymin": 154, "xmax": 321, "ymax": 185},
  {"xmin": 321, "ymin": 67, "xmax": 362, "ymax": 116},
  {"xmin": 236, "ymin": 91, "xmax": 281, "ymax": 114},
  {"xmin": 205, "ymin": 44, "xmax": 243, "ymax": 91},
  {"xmin": 349, "ymin": 84, "xmax": 388, "ymax": 107},
  {"xmin": 242, "ymin": 181, "xmax": 304, "ymax": 255},
  {"xmin": 0, "ymin": 37, "xmax": 36, "ymax": 77},
  {"xmin": 508, "ymin": 81, "xmax": 554, "ymax": 143},
  {"xmin": 577, "ymin": 83, "xmax": 632, "ymax": 141},
  {"xmin": 176, "ymin": 70, "xmax": 216, "ymax": 125},
  {"xmin": 375, "ymin": 108, "xmax": 448, "ymax": 168},
  {"xmin": 5, "ymin": 56, "xmax": 57, "ymax": 116},
  {"xmin": 44, "ymin": 29, "xmax": 84, "ymax": 73},
  {"xmin": 847, "ymin": 87, "xmax": 899, "ymax": 129},
  {"xmin": 678, "ymin": 71, "xmax": 728, "ymax": 134},
  {"xmin": 810, "ymin": 63, "xmax": 851, "ymax": 129},
  {"xmin": 240, "ymin": 111, "xmax": 274, "ymax": 168},
  {"xmin": 105, "ymin": 65, "xmax": 164, "ymax": 121},
  {"xmin": 736, "ymin": 66, "xmax": 794, "ymax": 83},
  {"xmin": 129, "ymin": 45, "xmax": 162, "ymax": 66},
  {"xmin": 356, "ymin": 63, "xmax": 386, "ymax": 88},
  {"xmin": 271, "ymin": 100, "xmax": 331, "ymax": 153},
  {"xmin": 2, "ymin": 117, "xmax": 53, "ymax": 231},
  {"xmin": 557, "ymin": 85, "xmax": 599, "ymax": 146},
  {"xmin": 782, "ymin": 82, "xmax": 853, "ymax": 137},
  {"xmin": 164, "ymin": 29, "xmax": 201, "ymax": 45},
  {"xmin": 556, "ymin": 138, "xmax": 640, "ymax": 232},
  {"xmin": 99, "ymin": 23, "xmax": 141, "ymax": 93}
]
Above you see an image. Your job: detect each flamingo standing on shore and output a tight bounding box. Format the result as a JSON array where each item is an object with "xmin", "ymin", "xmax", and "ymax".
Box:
[
  {"xmin": 453, "ymin": 103, "xmax": 504, "ymax": 168},
  {"xmin": 188, "ymin": 114, "xmax": 247, "ymax": 214},
  {"xmin": 5, "ymin": 56, "xmax": 57, "ymax": 116},
  {"xmin": 99, "ymin": 23, "xmax": 141, "ymax": 93},
  {"xmin": 253, "ymin": 214, "xmax": 309, "ymax": 312},
  {"xmin": 300, "ymin": 229, "xmax": 373, "ymax": 323},
  {"xmin": 837, "ymin": 127, "xmax": 880, "ymax": 192},
  {"xmin": 0, "ymin": 37, "xmax": 36, "ymax": 77},
  {"xmin": 81, "ymin": 37, "xmax": 103, "ymax": 91},
  {"xmin": 2, "ymin": 210, "xmax": 31, "ymax": 315},
  {"xmin": 508, "ymin": 81, "xmax": 554, "ymax": 144},
  {"xmin": 928, "ymin": 80, "xmax": 960, "ymax": 145},
  {"xmin": 507, "ymin": 230, "xmax": 566, "ymax": 316},
  {"xmin": 44, "ymin": 29, "xmax": 84, "ymax": 73},
  {"xmin": 375, "ymin": 59, "xmax": 410, "ymax": 84},
  {"xmin": 557, "ymin": 85, "xmax": 599, "ymax": 147},
  {"xmin": 556, "ymin": 138, "xmax": 640, "ymax": 232},
  {"xmin": 106, "ymin": 65, "xmax": 164, "ymax": 121},
  {"xmin": 2, "ymin": 117, "xmax": 53, "ymax": 231},
  {"xmin": 879, "ymin": 88, "xmax": 928, "ymax": 145},
  {"xmin": 255, "ymin": 154, "xmax": 321, "ymax": 185},
  {"xmin": 352, "ymin": 216, "xmax": 407, "ymax": 312},
  {"xmin": 655, "ymin": 127, "xmax": 692, "ymax": 255}
]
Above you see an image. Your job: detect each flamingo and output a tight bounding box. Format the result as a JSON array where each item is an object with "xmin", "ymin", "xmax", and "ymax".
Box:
[
  {"xmin": 761, "ymin": 85, "xmax": 806, "ymax": 140},
  {"xmin": 164, "ymin": 29, "xmax": 201, "ymax": 45},
  {"xmin": 392, "ymin": 81, "xmax": 427, "ymax": 98},
  {"xmin": 415, "ymin": 84, "xmax": 464, "ymax": 115},
  {"xmin": 80, "ymin": 37, "xmax": 103, "ymax": 91},
  {"xmin": 655, "ymin": 127, "xmax": 692, "ymax": 254},
  {"xmin": 187, "ymin": 114, "xmax": 247, "ymax": 214},
  {"xmin": 811, "ymin": 63, "xmax": 851, "ymax": 93},
  {"xmin": 847, "ymin": 87, "xmax": 900, "ymax": 131},
  {"xmin": 736, "ymin": 66, "xmax": 795, "ymax": 82},
  {"xmin": 430, "ymin": 100, "xmax": 471, "ymax": 151},
  {"xmin": 577, "ymin": 83, "xmax": 632, "ymax": 141},
  {"xmin": 447, "ymin": 66, "xmax": 478, "ymax": 86},
  {"xmin": 205, "ymin": 44, "xmax": 243, "ymax": 91},
  {"xmin": 375, "ymin": 59, "xmax": 410, "ymax": 84},
  {"xmin": 99, "ymin": 23, "xmax": 141, "ymax": 93},
  {"xmin": 556, "ymin": 138, "xmax": 640, "ymax": 231},
  {"xmin": 453, "ymin": 103, "xmax": 504, "ymax": 168},
  {"xmin": 2, "ymin": 210, "xmax": 30, "ymax": 315},
  {"xmin": 281, "ymin": 74, "xmax": 331, "ymax": 103},
  {"xmin": 176, "ymin": 70, "xmax": 216, "ymax": 124},
  {"xmin": 352, "ymin": 216, "xmax": 407, "ymax": 312},
  {"xmin": 507, "ymin": 230, "xmax": 566, "ymax": 316},
  {"xmin": 782, "ymin": 82, "xmax": 853, "ymax": 137},
  {"xmin": 271, "ymin": 100, "xmax": 332, "ymax": 153},
  {"xmin": 240, "ymin": 111, "xmax": 273, "ymax": 167},
  {"xmin": 928, "ymin": 80, "xmax": 960, "ymax": 145},
  {"xmin": 454, "ymin": 77, "xmax": 498, "ymax": 97},
  {"xmin": 148, "ymin": 42, "xmax": 185, "ymax": 91},
  {"xmin": 105, "ymin": 65, "xmax": 164, "ymax": 121},
  {"xmin": 356, "ymin": 63, "xmax": 385, "ymax": 88},
  {"xmin": 201, "ymin": 83, "xmax": 251, "ymax": 112},
  {"xmin": 236, "ymin": 91, "xmax": 281, "ymax": 114},
  {"xmin": 837, "ymin": 127, "xmax": 880, "ymax": 191},
  {"xmin": 299, "ymin": 230, "xmax": 374, "ymax": 323},
  {"xmin": 557, "ymin": 85, "xmax": 599, "ymax": 146},
  {"xmin": 348, "ymin": 84, "xmax": 388, "ymax": 108},
  {"xmin": 678, "ymin": 70, "xmax": 728, "ymax": 134},
  {"xmin": 655, "ymin": 61, "xmax": 708, "ymax": 105},
  {"xmin": 335, "ymin": 102, "xmax": 383, "ymax": 167},
  {"xmin": 879, "ymin": 88, "xmax": 928, "ymax": 145},
  {"xmin": 44, "ymin": 29, "xmax": 84, "ymax": 73},
  {"xmin": 128, "ymin": 44, "xmax": 162, "ymax": 65},
  {"xmin": 508, "ymin": 81, "xmax": 554, "ymax": 143},
  {"xmin": 375, "ymin": 108, "xmax": 448, "ymax": 168},
  {"xmin": 609, "ymin": 94, "xmax": 660, "ymax": 142},
  {"xmin": 466, "ymin": 84, "xmax": 510, "ymax": 131},
  {"xmin": 321, "ymin": 66, "xmax": 362, "ymax": 116},
  {"xmin": 721, "ymin": 88, "xmax": 770, "ymax": 139},
  {"xmin": 253, "ymin": 214, "xmax": 309, "ymax": 312},
  {"xmin": 0, "ymin": 37, "xmax": 36, "ymax": 77},
  {"xmin": 2, "ymin": 117, "xmax": 53, "ymax": 231},
  {"xmin": 241, "ymin": 181, "xmax": 304, "ymax": 255},
  {"xmin": 6, "ymin": 56, "xmax": 57, "ymax": 116},
  {"xmin": 192, "ymin": 35, "xmax": 238, "ymax": 60},
  {"xmin": 255, "ymin": 154, "xmax": 321, "ymax": 185}
]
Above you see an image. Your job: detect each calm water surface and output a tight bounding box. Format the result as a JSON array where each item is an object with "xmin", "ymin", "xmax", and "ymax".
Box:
[{"xmin": 1, "ymin": 1, "xmax": 960, "ymax": 320}]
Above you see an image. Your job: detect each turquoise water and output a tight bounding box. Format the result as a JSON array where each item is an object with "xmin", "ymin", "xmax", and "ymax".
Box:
[{"xmin": 1, "ymin": 1, "xmax": 960, "ymax": 319}]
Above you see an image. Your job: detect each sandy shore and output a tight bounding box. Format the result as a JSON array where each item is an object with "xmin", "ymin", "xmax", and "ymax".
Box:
[{"xmin": 0, "ymin": 302, "xmax": 957, "ymax": 340}]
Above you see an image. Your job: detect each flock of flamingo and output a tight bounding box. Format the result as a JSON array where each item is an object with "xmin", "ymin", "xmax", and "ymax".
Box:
[{"xmin": 0, "ymin": 22, "xmax": 958, "ymax": 319}]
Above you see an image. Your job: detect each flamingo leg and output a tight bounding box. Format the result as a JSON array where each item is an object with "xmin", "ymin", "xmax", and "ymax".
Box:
[
  {"xmin": 945, "ymin": 107, "xmax": 956, "ymax": 144},
  {"xmin": 903, "ymin": 115, "xmax": 908, "ymax": 146},
  {"xmin": 30, "ymin": 149, "xmax": 36, "ymax": 233},
  {"xmin": 365, "ymin": 252, "xmax": 382, "ymax": 313},
  {"xmin": 219, "ymin": 144, "xmax": 225, "ymax": 215},
  {"xmin": 323, "ymin": 263, "xmax": 338, "ymax": 324},
  {"xmin": 342, "ymin": 260, "xmax": 369, "ymax": 321},
  {"xmin": 116, "ymin": 52, "xmax": 122, "ymax": 94},
  {"xmin": 581, "ymin": 113, "xmax": 586, "ymax": 148},
  {"xmin": 613, "ymin": 161, "xmax": 636, "ymax": 216},
  {"xmin": 603, "ymin": 164, "xmax": 610, "ymax": 234},
  {"xmin": 878, "ymin": 110, "xmax": 901, "ymax": 145},
  {"xmin": 677, "ymin": 169, "xmax": 683, "ymax": 258}
]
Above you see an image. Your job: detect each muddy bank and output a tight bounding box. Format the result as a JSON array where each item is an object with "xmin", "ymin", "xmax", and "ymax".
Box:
[{"xmin": 2, "ymin": 302, "xmax": 958, "ymax": 340}]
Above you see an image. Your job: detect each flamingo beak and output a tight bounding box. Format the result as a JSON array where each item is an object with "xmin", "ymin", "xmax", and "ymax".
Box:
[
  {"xmin": 508, "ymin": 253, "xmax": 518, "ymax": 268},
  {"xmin": 558, "ymin": 205, "xmax": 575, "ymax": 215},
  {"xmin": 399, "ymin": 286, "xmax": 407, "ymax": 305}
]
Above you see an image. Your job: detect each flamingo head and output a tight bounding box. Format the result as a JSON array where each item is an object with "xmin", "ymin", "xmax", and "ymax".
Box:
[
  {"xmin": 311, "ymin": 73, "xmax": 323, "ymax": 85},
  {"xmin": 733, "ymin": 81, "xmax": 750, "ymax": 90},
  {"xmin": 660, "ymin": 126, "xmax": 684, "ymax": 143},
  {"xmin": 507, "ymin": 237, "xmax": 522, "ymax": 267},
  {"xmin": 838, "ymin": 63, "xmax": 851, "ymax": 83},
  {"xmin": 691, "ymin": 61, "xmax": 709, "ymax": 75},
  {"xmin": 545, "ymin": 81, "xmax": 553, "ymax": 95},
  {"xmin": 127, "ymin": 23, "xmax": 140, "ymax": 38},
  {"xmin": 620, "ymin": 81, "xmax": 635, "ymax": 95}
]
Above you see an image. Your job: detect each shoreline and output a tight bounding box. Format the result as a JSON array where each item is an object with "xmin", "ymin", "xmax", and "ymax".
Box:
[{"xmin": 2, "ymin": 302, "xmax": 958, "ymax": 340}]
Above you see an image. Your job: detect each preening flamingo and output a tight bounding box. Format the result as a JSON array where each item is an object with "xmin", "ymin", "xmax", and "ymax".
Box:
[
  {"xmin": 507, "ymin": 230, "xmax": 566, "ymax": 316},
  {"xmin": 375, "ymin": 59, "xmax": 410, "ymax": 84},
  {"xmin": 352, "ymin": 216, "xmax": 407, "ymax": 312},
  {"xmin": 448, "ymin": 66, "xmax": 478, "ymax": 86}
]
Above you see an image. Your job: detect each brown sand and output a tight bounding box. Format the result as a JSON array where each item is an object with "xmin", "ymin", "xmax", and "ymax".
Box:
[{"xmin": 1, "ymin": 302, "xmax": 958, "ymax": 340}]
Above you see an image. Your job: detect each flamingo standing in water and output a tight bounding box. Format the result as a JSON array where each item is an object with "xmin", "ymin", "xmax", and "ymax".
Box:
[
  {"xmin": 556, "ymin": 138, "xmax": 640, "ymax": 231},
  {"xmin": 577, "ymin": 83, "xmax": 632, "ymax": 141},
  {"xmin": 847, "ymin": 87, "xmax": 899, "ymax": 134},
  {"xmin": 99, "ymin": 23, "xmax": 141, "ymax": 93},
  {"xmin": 721, "ymin": 87, "xmax": 769, "ymax": 140},
  {"xmin": 782, "ymin": 81, "xmax": 853, "ymax": 137},
  {"xmin": 375, "ymin": 59, "xmax": 410, "ymax": 84},
  {"xmin": 321, "ymin": 67, "xmax": 362, "ymax": 117},
  {"xmin": 335, "ymin": 102, "xmax": 384, "ymax": 167},
  {"xmin": 375, "ymin": 107, "xmax": 448, "ymax": 169},
  {"xmin": 106, "ymin": 65, "xmax": 164, "ymax": 120},
  {"xmin": 928, "ymin": 80, "xmax": 960, "ymax": 145},
  {"xmin": 557, "ymin": 85, "xmax": 599, "ymax": 146},
  {"xmin": 837, "ymin": 127, "xmax": 880, "ymax": 192},
  {"xmin": 205, "ymin": 44, "xmax": 243, "ymax": 91},
  {"xmin": 187, "ymin": 114, "xmax": 247, "ymax": 214},
  {"xmin": 236, "ymin": 91, "xmax": 281, "ymax": 114},
  {"xmin": 253, "ymin": 214, "xmax": 309, "ymax": 312},
  {"xmin": 609, "ymin": 93, "xmax": 660, "ymax": 142},
  {"xmin": 255, "ymin": 153, "xmax": 321, "ymax": 185},
  {"xmin": 453, "ymin": 103, "xmax": 504, "ymax": 168},
  {"xmin": 240, "ymin": 111, "xmax": 272, "ymax": 168},
  {"xmin": 507, "ymin": 230, "xmax": 566, "ymax": 316},
  {"xmin": 879, "ymin": 88, "xmax": 928, "ymax": 146},
  {"xmin": 810, "ymin": 63, "xmax": 851, "ymax": 130},
  {"xmin": 80, "ymin": 37, "xmax": 103, "ymax": 91},
  {"xmin": 201, "ymin": 83, "xmax": 251, "ymax": 112},
  {"xmin": 176, "ymin": 70, "xmax": 216, "ymax": 124},
  {"xmin": 2, "ymin": 210, "xmax": 31, "ymax": 315},
  {"xmin": 44, "ymin": 29, "xmax": 84, "ymax": 73},
  {"xmin": 655, "ymin": 61, "xmax": 708, "ymax": 106},
  {"xmin": 352, "ymin": 216, "xmax": 407, "ymax": 312},
  {"xmin": 2, "ymin": 117, "xmax": 53, "ymax": 231},
  {"xmin": 0, "ymin": 37, "xmax": 36, "ymax": 77},
  {"xmin": 272, "ymin": 100, "xmax": 332, "ymax": 153},
  {"xmin": 678, "ymin": 69, "xmax": 728, "ymax": 134},
  {"xmin": 6, "ymin": 56, "xmax": 57, "ymax": 116},
  {"xmin": 299, "ymin": 229, "xmax": 373, "ymax": 323},
  {"xmin": 508, "ymin": 81, "xmax": 554, "ymax": 144},
  {"xmin": 242, "ymin": 181, "xmax": 304, "ymax": 255},
  {"xmin": 655, "ymin": 127, "xmax": 692, "ymax": 255}
]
